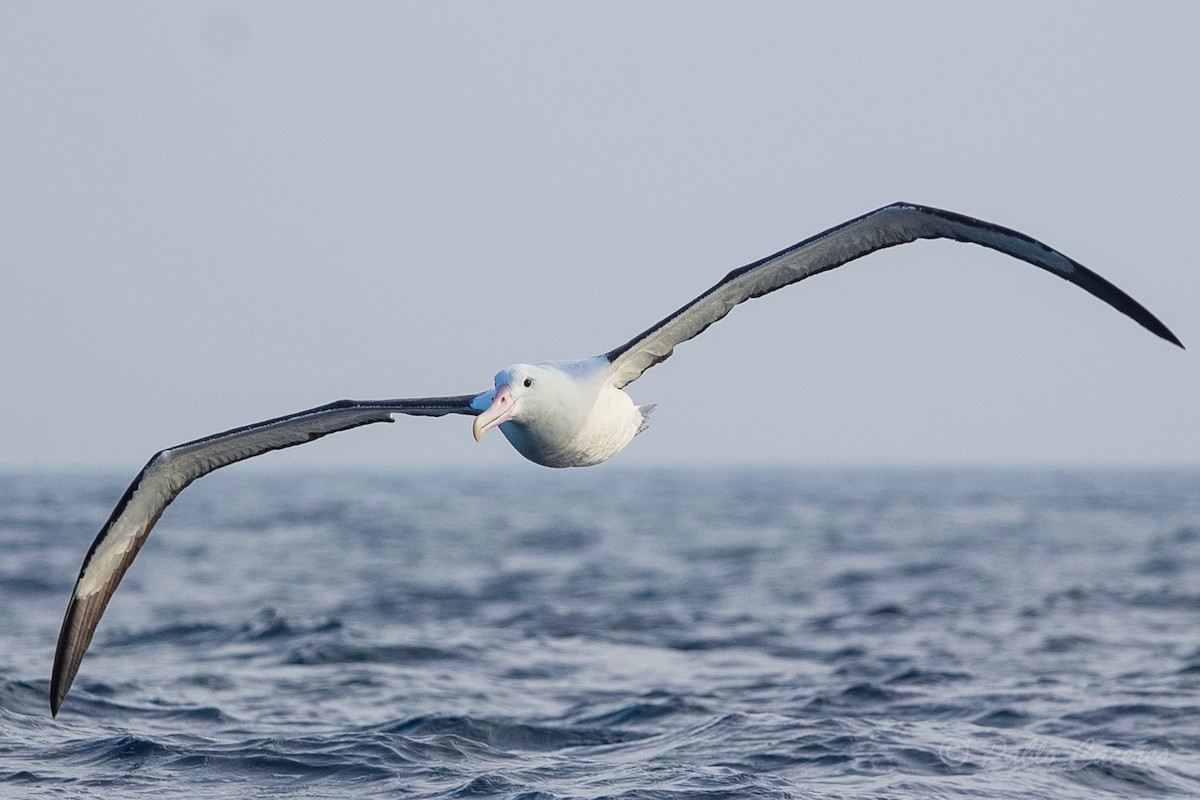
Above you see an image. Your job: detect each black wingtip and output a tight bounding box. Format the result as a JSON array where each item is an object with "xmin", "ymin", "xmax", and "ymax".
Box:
[
  {"xmin": 50, "ymin": 591, "xmax": 98, "ymax": 719},
  {"xmin": 1125, "ymin": 301, "xmax": 1183, "ymax": 349},
  {"xmin": 50, "ymin": 669, "xmax": 64, "ymax": 718},
  {"xmin": 1106, "ymin": 289, "xmax": 1182, "ymax": 350},
  {"xmin": 894, "ymin": 202, "xmax": 1185, "ymax": 351},
  {"xmin": 49, "ymin": 596, "xmax": 76, "ymax": 718},
  {"xmin": 1161, "ymin": 328, "xmax": 1185, "ymax": 350}
]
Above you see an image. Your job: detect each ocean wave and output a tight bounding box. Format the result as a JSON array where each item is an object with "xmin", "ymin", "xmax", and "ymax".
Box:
[{"xmin": 4, "ymin": 468, "xmax": 1200, "ymax": 798}]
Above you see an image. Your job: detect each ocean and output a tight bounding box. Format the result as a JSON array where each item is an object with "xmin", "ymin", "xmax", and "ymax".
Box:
[{"xmin": 2, "ymin": 466, "xmax": 1198, "ymax": 798}]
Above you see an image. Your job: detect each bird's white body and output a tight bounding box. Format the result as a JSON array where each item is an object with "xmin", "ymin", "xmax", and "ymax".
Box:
[{"xmin": 471, "ymin": 358, "xmax": 652, "ymax": 468}]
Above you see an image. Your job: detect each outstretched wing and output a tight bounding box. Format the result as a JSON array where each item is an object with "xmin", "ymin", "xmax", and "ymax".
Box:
[
  {"xmin": 51, "ymin": 394, "xmax": 480, "ymax": 716},
  {"xmin": 603, "ymin": 203, "xmax": 1182, "ymax": 388}
]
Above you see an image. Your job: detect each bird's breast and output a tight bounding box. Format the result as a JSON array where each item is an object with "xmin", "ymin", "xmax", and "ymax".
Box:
[{"xmin": 501, "ymin": 385, "xmax": 644, "ymax": 468}]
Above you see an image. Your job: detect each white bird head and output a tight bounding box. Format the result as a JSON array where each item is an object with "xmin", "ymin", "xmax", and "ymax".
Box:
[{"xmin": 471, "ymin": 363, "xmax": 547, "ymax": 441}]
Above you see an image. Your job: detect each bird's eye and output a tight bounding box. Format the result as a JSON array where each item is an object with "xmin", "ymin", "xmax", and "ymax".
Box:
[{"xmin": 523, "ymin": 378, "xmax": 533, "ymax": 388}]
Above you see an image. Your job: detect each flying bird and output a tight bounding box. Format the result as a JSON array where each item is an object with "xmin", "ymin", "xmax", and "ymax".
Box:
[{"xmin": 50, "ymin": 203, "xmax": 1182, "ymax": 716}]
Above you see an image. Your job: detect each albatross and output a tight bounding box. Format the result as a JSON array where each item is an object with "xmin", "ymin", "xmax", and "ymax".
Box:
[{"xmin": 50, "ymin": 202, "xmax": 1182, "ymax": 716}]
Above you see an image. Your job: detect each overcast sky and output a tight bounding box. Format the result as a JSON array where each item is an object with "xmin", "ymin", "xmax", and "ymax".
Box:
[{"xmin": 1, "ymin": 2, "xmax": 1196, "ymax": 472}]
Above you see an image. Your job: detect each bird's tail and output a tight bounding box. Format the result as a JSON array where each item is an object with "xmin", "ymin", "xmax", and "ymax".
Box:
[{"xmin": 636, "ymin": 404, "xmax": 656, "ymax": 435}]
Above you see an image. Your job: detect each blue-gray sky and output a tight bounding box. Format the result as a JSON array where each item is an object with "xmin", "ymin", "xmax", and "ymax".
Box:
[{"xmin": 1, "ymin": 2, "xmax": 1196, "ymax": 470}]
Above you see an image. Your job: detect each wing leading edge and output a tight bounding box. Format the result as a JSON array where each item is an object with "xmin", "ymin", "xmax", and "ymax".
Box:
[{"xmin": 51, "ymin": 394, "xmax": 480, "ymax": 716}]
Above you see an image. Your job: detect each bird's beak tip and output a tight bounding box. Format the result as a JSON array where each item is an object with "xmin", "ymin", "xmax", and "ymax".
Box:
[{"xmin": 470, "ymin": 383, "xmax": 513, "ymax": 444}]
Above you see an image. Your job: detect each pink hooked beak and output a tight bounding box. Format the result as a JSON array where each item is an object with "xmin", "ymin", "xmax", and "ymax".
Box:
[{"xmin": 472, "ymin": 383, "xmax": 514, "ymax": 442}]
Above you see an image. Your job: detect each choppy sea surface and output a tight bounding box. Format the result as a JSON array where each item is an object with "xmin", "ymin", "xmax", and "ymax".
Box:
[{"xmin": 1, "ymin": 466, "xmax": 1199, "ymax": 799}]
